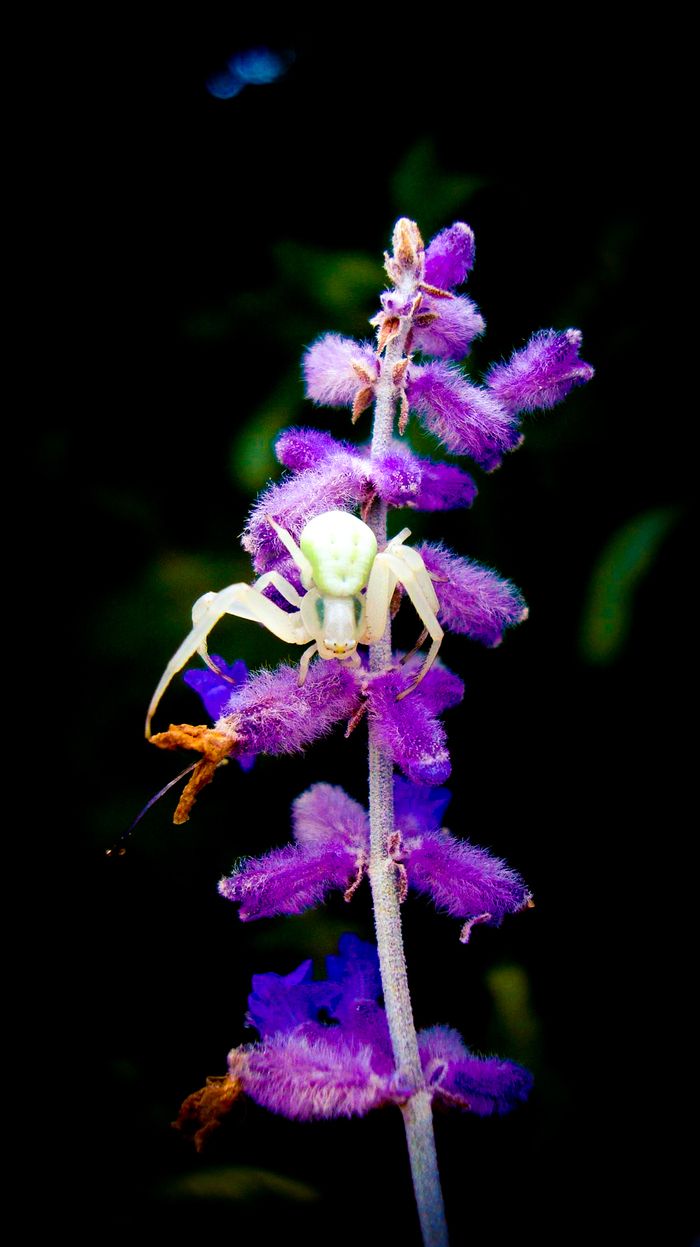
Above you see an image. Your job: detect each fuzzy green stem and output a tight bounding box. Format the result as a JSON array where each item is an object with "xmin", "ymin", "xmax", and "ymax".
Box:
[{"xmin": 367, "ymin": 306, "xmax": 449, "ymax": 1247}]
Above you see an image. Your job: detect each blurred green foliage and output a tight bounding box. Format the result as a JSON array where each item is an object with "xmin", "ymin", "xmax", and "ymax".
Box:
[
  {"xmin": 579, "ymin": 507, "xmax": 679, "ymax": 664},
  {"xmin": 162, "ymin": 1165, "xmax": 319, "ymax": 1204}
]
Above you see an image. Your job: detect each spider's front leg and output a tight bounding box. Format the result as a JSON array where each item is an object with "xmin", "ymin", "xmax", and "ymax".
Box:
[
  {"xmin": 145, "ymin": 576, "xmax": 311, "ymax": 738},
  {"xmin": 364, "ymin": 537, "xmax": 443, "ymax": 698}
]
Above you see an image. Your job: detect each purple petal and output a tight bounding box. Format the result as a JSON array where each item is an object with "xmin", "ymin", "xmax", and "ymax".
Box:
[
  {"xmin": 247, "ymin": 959, "xmax": 336, "ymax": 1038},
  {"xmin": 218, "ymin": 661, "xmax": 359, "ymax": 756},
  {"xmin": 424, "ymin": 223, "xmax": 476, "ymax": 290},
  {"xmin": 408, "ymin": 362, "xmax": 519, "ymax": 469},
  {"xmin": 371, "ymin": 448, "xmax": 424, "ymax": 507},
  {"xmin": 419, "ymin": 1025, "xmax": 533, "ymax": 1115},
  {"xmin": 183, "ymin": 656, "xmax": 248, "ymax": 721},
  {"xmin": 403, "ymin": 828, "xmax": 530, "ymax": 933},
  {"xmin": 393, "ymin": 776, "xmax": 452, "ymax": 835},
  {"xmin": 367, "ymin": 668, "xmax": 459, "ymax": 785},
  {"xmin": 218, "ymin": 842, "xmax": 358, "ymax": 920},
  {"xmin": 292, "ymin": 783, "xmax": 368, "ymax": 852},
  {"xmin": 419, "ymin": 543, "xmax": 528, "ymax": 645},
  {"xmin": 407, "ymin": 659, "xmax": 465, "ymax": 716},
  {"xmin": 413, "ymin": 295, "xmax": 485, "ymax": 360},
  {"xmin": 231, "ymin": 1031, "xmax": 395, "ymax": 1120},
  {"xmin": 412, "ymin": 459, "xmax": 478, "ymax": 511},
  {"xmin": 242, "ymin": 455, "xmax": 368, "ymax": 571},
  {"xmin": 325, "ymin": 933, "xmax": 382, "ymax": 1003},
  {"xmin": 486, "ymin": 328, "xmax": 594, "ymax": 415},
  {"xmin": 275, "ymin": 426, "xmax": 342, "ymax": 471},
  {"xmin": 303, "ymin": 334, "xmax": 378, "ymax": 406}
]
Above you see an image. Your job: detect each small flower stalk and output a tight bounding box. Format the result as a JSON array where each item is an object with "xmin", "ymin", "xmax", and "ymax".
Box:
[{"xmin": 149, "ymin": 218, "xmax": 592, "ymax": 1245}]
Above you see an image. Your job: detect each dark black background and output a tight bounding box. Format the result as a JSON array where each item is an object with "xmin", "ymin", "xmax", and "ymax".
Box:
[{"xmin": 45, "ymin": 18, "xmax": 693, "ymax": 1245}]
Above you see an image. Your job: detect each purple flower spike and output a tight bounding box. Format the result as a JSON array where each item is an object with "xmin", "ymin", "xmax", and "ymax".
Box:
[
  {"xmin": 418, "ymin": 543, "xmax": 528, "ymax": 645},
  {"xmin": 419, "ymin": 1026, "xmax": 533, "ymax": 1115},
  {"xmin": 407, "ymin": 361, "xmax": 519, "ymax": 469},
  {"xmin": 413, "ymin": 295, "xmax": 486, "ymax": 361},
  {"xmin": 218, "ymin": 661, "xmax": 358, "ymax": 757},
  {"xmin": 424, "ymin": 223, "xmax": 476, "ymax": 290},
  {"xmin": 303, "ymin": 334, "xmax": 378, "ymax": 406},
  {"xmin": 486, "ymin": 328, "xmax": 594, "ymax": 415}
]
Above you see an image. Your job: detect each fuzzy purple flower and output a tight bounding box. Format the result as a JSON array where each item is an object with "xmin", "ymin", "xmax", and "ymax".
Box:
[
  {"xmin": 302, "ymin": 334, "xmax": 378, "ymax": 409},
  {"xmin": 300, "ymin": 222, "xmax": 591, "ymax": 476},
  {"xmin": 417, "ymin": 543, "xmax": 528, "ymax": 646},
  {"xmin": 367, "ymin": 663, "xmax": 463, "ymax": 785},
  {"xmin": 411, "ymin": 294, "xmax": 486, "ymax": 361},
  {"xmin": 423, "ymin": 223, "xmax": 476, "ymax": 289},
  {"xmin": 486, "ymin": 328, "xmax": 595, "ymax": 414},
  {"xmin": 220, "ymin": 776, "xmax": 530, "ymax": 940},
  {"xmin": 242, "ymin": 428, "xmax": 477, "ymax": 572},
  {"xmin": 243, "ymin": 423, "xmax": 476, "ymax": 571},
  {"xmin": 223, "ymin": 936, "xmax": 532, "ymax": 1121},
  {"xmin": 180, "ymin": 653, "xmax": 465, "ymax": 787},
  {"xmin": 407, "ymin": 362, "xmax": 520, "ymax": 469},
  {"xmin": 217, "ymin": 660, "xmax": 359, "ymax": 757},
  {"xmin": 377, "ymin": 220, "xmax": 485, "ymax": 361}
]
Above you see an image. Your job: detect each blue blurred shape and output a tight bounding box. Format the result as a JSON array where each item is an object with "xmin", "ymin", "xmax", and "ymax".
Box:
[
  {"xmin": 206, "ymin": 68, "xmax": 245, "ymax": 99},
  {"xmin": 228, "ymin": 47, "xmax": 292, "ymax": 84},
  {"xmin": 207, "ymin": 47, "xmax": 292, "ymax": 99}
]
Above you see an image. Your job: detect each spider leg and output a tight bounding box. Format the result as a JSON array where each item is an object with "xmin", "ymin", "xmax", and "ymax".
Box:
[
  {"xmin": 385, "ymin": 526, "xmax": 412, "ymax": 552},
  {"xmin": 297, "ymin": 641, "xmax": 318, "ymax": 685},
  {"xmin": 267, "ymin": 518, "xmax": 314, "ymax": 589},
  {"xmin": 146, "ymin": 582, "xmax": 310, "ymax": 737},
  {"xmin": 378, "ymin": 549, "xmax": 444, "ymax": 697},
  {"xmin": 252, "ymin": 570, "xmax": 304, "ymax": 608},
  {"xmin": 362, "ymin": 551, "xmax": 399, "ymax": 644},
  {"xmin": 399, "ymin": 627, "xmax": 429, "ymax": 665}
]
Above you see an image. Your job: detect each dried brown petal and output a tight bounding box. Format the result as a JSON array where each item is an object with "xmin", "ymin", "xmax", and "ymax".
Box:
[
  {"xmin": 173, "ymin": 1073, "xmax": 243, "ymax": 1152},
  {"xmin": 351, "ymin": 361, "xmax": 376, "ymax": 386},
  {"xmin": 392, "ymin": 218, "xmax": 424, "ymax": 268},
  {"xmin": 418, "ymin": 282, "xmax": 454, "ymax": 299},
  {"xmin": 351, "ymin": 386, "xmax": 375, "ymax": 424},
  {"xmin": 376, "ymin": 315, "xmax": 400, "ymax": 353},
  {"xmin": 150, "ymin": 724, "xmax": 235, "ymax": 824}
]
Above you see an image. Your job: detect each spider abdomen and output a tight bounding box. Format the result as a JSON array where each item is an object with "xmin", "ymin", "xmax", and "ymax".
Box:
[{"xmin": 300, "ymin": 511, "xmax": 377, "ymax": 597}]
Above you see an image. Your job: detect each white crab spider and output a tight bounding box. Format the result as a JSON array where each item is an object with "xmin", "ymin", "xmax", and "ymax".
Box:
[{"xmin": 145, "ymin": 509, "xmax": 443, "ymax": 738}]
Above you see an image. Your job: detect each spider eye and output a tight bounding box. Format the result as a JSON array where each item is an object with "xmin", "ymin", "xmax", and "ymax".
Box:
[{"xmin": 315, "ymin": 599, "xmax": 325, "ymax": 626}]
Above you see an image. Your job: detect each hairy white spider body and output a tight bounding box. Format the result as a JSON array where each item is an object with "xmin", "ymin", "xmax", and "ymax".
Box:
[{"xmin": 145, "ymin": 510, "xmax": 442, "ymax": 738}]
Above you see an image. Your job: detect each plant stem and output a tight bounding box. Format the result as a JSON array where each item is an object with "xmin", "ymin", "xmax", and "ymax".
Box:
[{"xmin": 367, "ymin": 316, "xmax": 449, "ymax": 1247}]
